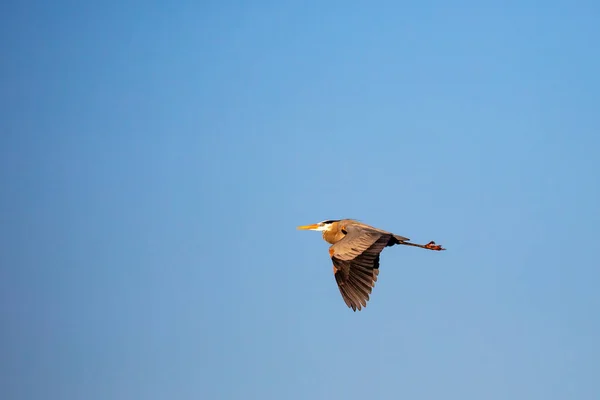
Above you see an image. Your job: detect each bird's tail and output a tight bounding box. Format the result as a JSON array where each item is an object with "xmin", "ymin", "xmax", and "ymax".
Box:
[{"xmin": 391, "ymin": 234, "xmax": 410, "ymax": 244}]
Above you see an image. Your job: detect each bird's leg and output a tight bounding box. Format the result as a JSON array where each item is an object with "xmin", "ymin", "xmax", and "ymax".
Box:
[{"xmin": 399, "ymin": 240, "xmax": 445, "ymax": 251}]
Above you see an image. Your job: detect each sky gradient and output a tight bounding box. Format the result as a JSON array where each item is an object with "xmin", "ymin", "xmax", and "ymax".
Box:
[{"xmin": 1, "ymin": 1, "xmax": 599, "ymax": 399}]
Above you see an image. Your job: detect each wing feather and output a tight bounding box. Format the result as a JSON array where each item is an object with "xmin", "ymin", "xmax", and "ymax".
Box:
[{"xmin": 330, "ymin": 223, "xmax": 393, "ymax": 311}]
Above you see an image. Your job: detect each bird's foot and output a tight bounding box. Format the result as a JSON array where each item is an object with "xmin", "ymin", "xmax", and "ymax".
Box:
[{"xmin": 425, "ymin": 241, "xmax": 445, "ymax": 251}]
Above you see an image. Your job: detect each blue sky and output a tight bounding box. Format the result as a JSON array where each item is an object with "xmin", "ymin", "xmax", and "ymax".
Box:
[{"xmin": 1, "ymin": 1, "xmax": 599, "ymax": 399}]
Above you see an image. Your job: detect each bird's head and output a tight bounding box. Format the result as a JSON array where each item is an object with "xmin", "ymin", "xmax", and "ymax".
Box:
[{"xmin": 297, "ymin": 219, "xmax": 340, "ymax": 232}]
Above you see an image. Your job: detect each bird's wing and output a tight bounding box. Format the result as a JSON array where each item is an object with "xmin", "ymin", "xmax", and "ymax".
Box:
[{"xmin": 330, "ymin": 223, "xmax": 393, "ymax": 311}]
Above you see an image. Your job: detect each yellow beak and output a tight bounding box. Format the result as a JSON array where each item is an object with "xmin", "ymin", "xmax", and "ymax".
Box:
[{"xmin": 297, "ymin": 224, "xmax": 319, "ymax": 230}]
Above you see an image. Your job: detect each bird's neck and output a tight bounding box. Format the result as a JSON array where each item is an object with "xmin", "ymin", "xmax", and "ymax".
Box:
[{"xmin": 322, "ymin": 222, "xmax": 345, "ymax": 244}]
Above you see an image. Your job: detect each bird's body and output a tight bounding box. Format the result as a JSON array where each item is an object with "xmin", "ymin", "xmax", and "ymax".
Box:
[{"xmin": 298, "ymin": 219, "xmax": 444, "ymax": 311}]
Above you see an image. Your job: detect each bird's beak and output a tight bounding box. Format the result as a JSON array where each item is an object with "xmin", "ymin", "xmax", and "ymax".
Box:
[{"xmin": 297, "ymin": 223, "xmax": 319, "ymax": 230}]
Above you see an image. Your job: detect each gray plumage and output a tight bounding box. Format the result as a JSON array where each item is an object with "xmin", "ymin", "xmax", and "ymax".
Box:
[{"xmin": 298, "ymin": 219, "xmax": 445, "ymax": 311}]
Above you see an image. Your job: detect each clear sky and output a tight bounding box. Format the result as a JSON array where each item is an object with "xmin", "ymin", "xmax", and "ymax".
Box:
[{"xmin": 1, "ymin": 1, "xmax": 599, "ymax": 399}]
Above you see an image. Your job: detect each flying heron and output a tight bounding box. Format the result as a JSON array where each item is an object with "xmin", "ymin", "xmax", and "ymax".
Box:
[{"xmin": 297, "ymin": 219, "xmax": 445, "ymax": 311}]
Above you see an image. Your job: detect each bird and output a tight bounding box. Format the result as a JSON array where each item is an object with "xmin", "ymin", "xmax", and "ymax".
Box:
[{"xmin": 297, "ymin": 219, "xmax": 445, "ymax": 311}]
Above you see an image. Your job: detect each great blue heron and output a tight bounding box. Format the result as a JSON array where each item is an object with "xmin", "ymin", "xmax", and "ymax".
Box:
[{"xmin": 297, "ymin": 219, "xmax": 444, "ymax": 311}]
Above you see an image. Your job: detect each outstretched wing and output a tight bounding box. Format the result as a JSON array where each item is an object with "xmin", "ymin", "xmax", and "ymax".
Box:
[{"xmin": 330, "ymin": 223, "xmax": 393, "ymax": 311}]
